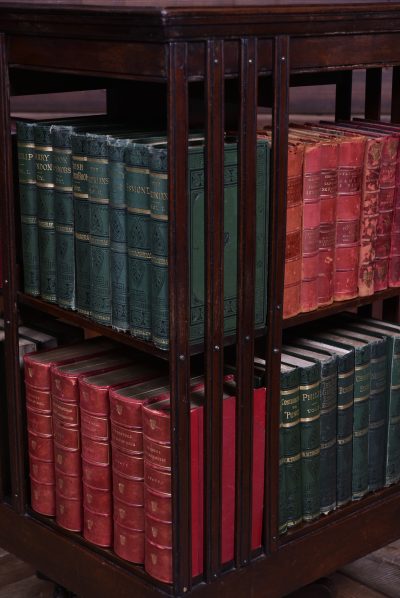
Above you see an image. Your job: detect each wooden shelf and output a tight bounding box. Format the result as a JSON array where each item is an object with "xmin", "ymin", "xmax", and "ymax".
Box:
[{"xmin": 283, "ymin": 287, "xmax": 400, "ymax": 329}]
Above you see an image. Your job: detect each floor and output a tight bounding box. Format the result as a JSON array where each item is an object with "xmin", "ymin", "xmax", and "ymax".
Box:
[{"xmin": 0, "ymin": 541, "xmax": 399, "ymax": 597}]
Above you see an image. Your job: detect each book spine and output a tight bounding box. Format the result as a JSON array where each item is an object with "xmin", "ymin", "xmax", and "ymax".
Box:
[
  {"xmin": 87, "ymin": 135, "xmax": 112, "ymax": 325},
  {"xmin": 280, "ymin": 368, "xmax": 302, "ymax": 528},
  {"xmin": 352, "ymin": 347, "xmax": 370, "ymax": 499},
  {"xmin": 150, "ymin": 146, "xmax": 169, "ymax": 349},
  {"xmin": 318, "ymin": 359, "xmax": 337, "ymax": 514},
  {"xmin": 358, "ymin": 139, "xmax": 382, "ymax": 296},
  {"xmin": 72, "ymin": 133, "xmax": 90, "ymax": 316},
  {"xmin": 389, "ymin": 140, "xmax": 400, "ymax": 287},
  {"xmin": 109, "ymin": 138, "xmax": 130, "ymax": 331},
  {"xmin": 374, "ymin": 137, "xmax": 398, "ymax": 291},
  {"xmin": 386, "ymin": 338, "xmax": 400, "ymax": 485},
  {"xmin": 16, "ymin": 121, "xmax": 40, "ymax": 296},
  {"xmin": 368, "ymin": 340, "xmax": 387, "ymax": 491},
  {"xmin": 283, "ymin": 145, "xmax": 304, "ymax": 318},
  {"xmin": 318, "ymin": 143, "xmax": 338, "ymax": 306},
  {"xmin": 336, "ymin": 356, "xmax": 355, "ymax": 507},
  {"xmin": 35, "ymin": 123, "xmax": 56, "ymax": 303},
  {"xmin": 126, "ymin": 142, "xmax": 152, "ymax": 341},
  {"xmin": 52, "ymin": 125, "xmax": 76, "ymax": 310},
  {"xmin": 334, "ymin": 138, "xmax": 365, "ymax": 301},
  {"xmin": 299, "ymin": 367, "xmax": 320, "ymax": 521},
  {"xmin": 300, "ymin": 143, "xmax": 321, "ymax": 313}
]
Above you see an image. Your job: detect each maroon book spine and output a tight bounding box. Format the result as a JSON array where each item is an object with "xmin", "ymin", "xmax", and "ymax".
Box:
[
  {"xmin": 300, "ymin": 142, "xmax": 321, "ymax": 313},
  {"xmin": 357, "ymin": 137, "xmax": 382, "ymax": 296},
  {"xmin": 334, "ymin": 136, "xmax": 365, "ymax": 301},
  {"xmin": 318, "ymin": 142, "xmax": 339, "ymax": 306},
  {"xmin": 375, "ymin": 136, "xmax": 398, "ymax": 291},
  {"xmin": 283, "ymin": 144, "xmax": 304, "ymax": 319},
  {"xmin": 389, "ymin": 135, "xmax": 400, "ymax": 286}
]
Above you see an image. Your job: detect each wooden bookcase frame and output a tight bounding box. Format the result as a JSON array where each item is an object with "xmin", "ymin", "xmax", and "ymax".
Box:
[{"xmin": 1, "ymin": 3, "xmax": 400, "ymax": 597}]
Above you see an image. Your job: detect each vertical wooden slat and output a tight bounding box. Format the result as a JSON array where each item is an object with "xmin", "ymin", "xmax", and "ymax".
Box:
[
  {"xmin": 335, "ymin": 70, "xmax": 352, "ymax": 121},
  {"xmin": 264, "ymin": 34, "xmax": 290, "ymax": 555},
  {"xmin": 204, "ymin": 38, "xmax": 225, "ymax": 582},
  {"xmin": 0, "ymin": 34, "xmax": 26, "ymax": 513},
  {"xmin": 391, "ymin": 66, "xmax": 400, "ymax": 123},
  {"xmin": 365, "ymin": 67, "xmax": 382, "ymax": 120},
  {"xmin": 168, "ymin": 41, "xmax": 191, "ymax": 594},
  {"xmin": 235, "ymin": 36, "xmax": 257, "ymax": 568}
]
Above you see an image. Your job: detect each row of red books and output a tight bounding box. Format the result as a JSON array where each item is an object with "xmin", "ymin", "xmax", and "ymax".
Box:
[
  {"xmin": 266, "ymin": 120, "xmax": 400, "ymax": 318},
  {"xmin": 24, "ymin": 337, "xmax": 266, "ymax": 584}
]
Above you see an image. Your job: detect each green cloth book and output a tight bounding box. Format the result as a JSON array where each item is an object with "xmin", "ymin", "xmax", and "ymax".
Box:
[
  {"xmin": 313, "ymin": 331, "xmax": 370, "ymax": 500},
  {"xmin": 149, "ymin": 137, "xmax": 270, "ymax": 350},
  {"xmin": 16, "ymin": 121, "xmax": 40, "ymax": 297},
  {"xmin": 281, "ymin": 353, "xmax": 321, "ymax": 522},
  {"xmin": 291, "ymin": 337, "xmax": 355, "ymax": 508},
  {"xmin": 283, "ymin": 344, "xmax": 337, "ymax": 515},
  {"xmin": 279, "ymin": 362, "xmax": 302, "ymax": 531},
  {"xmin": 330, "ymin": 327, "xmax": 388, "ymax": 492}
]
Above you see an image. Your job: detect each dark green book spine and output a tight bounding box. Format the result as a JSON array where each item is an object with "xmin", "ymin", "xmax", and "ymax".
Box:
[
  {"xmin": 280, "ymin": 366, "xmax": 302, "ymax": 529},
  {"xmin": 367, "ymin": 339, "xmax": 387, "ymax": 491},
  {"xmin": 150, "ymin": 145, "xmax": 169, "ymax": 349},
  {"xmin": 16, "ymin": 121, "xmax": 40, "ymax": 296},
  {"xmin": 336, "ymin": 359, "xmax": 355, "ymax": 506},
  {"xmin": 126, "ymin": 142, "xmax": 152, "ymax": 341},
  {"xmin": 386, "ymin": 339, "xmax": 400, "ymax": 485},
  {"xmin": 52, "ymin": 125, "xmax": 76, "ymax": 310},
  {"xmin": 87, "ymin": 134, "xmax": 111, "ymax": 325},
  {"xmin": 298, "ymin": 366, "xmax": 320, "ymax": 521},
  {"xmin": 352, "ymin": 350, "xmax": 370, "ymax": 499},
  {"xmin": 35, "ymin": 123, "xmax": 56, "ymax": 302},
  {"xmin": 72, "ymin": 133, "xmax": 90, "ymax": 316},
  {"xmin": 109, "ymin": 138, "xmax": 130, "ymax": 331}
]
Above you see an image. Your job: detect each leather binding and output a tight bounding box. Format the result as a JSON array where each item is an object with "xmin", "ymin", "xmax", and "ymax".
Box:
[
  {"xmin": 283, "ymin": 144, "xmax": 304, "ymax": 318},
  {"xmin": 313, "ymin": 332, "xmax": 370, "ymax": 500},
  {"xmin": 79, "ymin": 363, "xmax": 163, "ymax": 548},
  {"xmin": 281, "ymin": 354, "xmax": 321, "ymax": 522},
  {"xmin": 290, "ymin": 337, "xmax": 354, "ymax": 508},
  {"xmin": 283, "ymin": 345, "xmax": 337, "ymax": 515}
]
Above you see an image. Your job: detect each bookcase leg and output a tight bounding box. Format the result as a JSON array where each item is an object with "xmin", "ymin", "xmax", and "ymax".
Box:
[{"xmin": 285, "ymin": 577, "xmax": 337, "ymax": 598}]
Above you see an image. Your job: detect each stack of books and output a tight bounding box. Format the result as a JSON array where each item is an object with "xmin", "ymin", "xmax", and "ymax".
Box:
[
  {"xmin": 270, "ymin": 315, "xmax": 400, "ymax": 534},
  {"xmin": 23, "ymin": 341, "xmax": 267, "ymax": 583},
  {"xmin": 16, "ymin": 119, "xmax": 270, "ymax": 349}
]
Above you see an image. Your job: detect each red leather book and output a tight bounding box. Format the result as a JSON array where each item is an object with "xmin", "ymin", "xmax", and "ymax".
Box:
[
  {"xmin": 79, "ymin": 362, "xmax": 164, "ymax": 548},
  {"xmin": 51, "ymin": 352, "xmax": 135, "ymax": 532},
  {"xmin": 283, "ymin": 144, "xmax": 304, "ymax": 318},
  {"xmin": 23, "ymin": 338, "xmax": 116, "ymax": 517},
  {"xmin": 309, "ymin": 124, "xmax": 366, "ymax": 300}
]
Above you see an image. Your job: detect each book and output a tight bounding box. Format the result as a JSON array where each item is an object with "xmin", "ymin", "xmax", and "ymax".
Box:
[
  {"xmin": 281, "ymin": 353, "xmax": 321, "ymax": 522},
  {"xmin": 79, "ymin": 361, "xmax": 165, "ymax": 547},
  {"xmin": 148, "ymin": 137, "xmax": 270, "ymax": 349},
  {"xmin": 23, "ymin": 338, "xmax": 117, "ymax": 517},
  {"xmin": 283, "ymin": 344, "xmax": 337, "ymax": 515},
  {"xmin": 329, "ymin": 326, "xmax": 387, "ymax": 492},
  {"xmin": 312, "ymin": 331, "xmax": 370, "ymax": 500},
  {"xmin": 16, "ymin": 121, "xmax": 40, "ymax": 297},
  {"xmin": 283, "ymin": 144, "xmax": 304, "ymax": 318},
  {"xmin": 278, "ymin": 362, "xmax": 302, "ymax": 531},
  {"xmin": 289, "ymin": 337, "xmax": 355, "ymax": 507},
  {"xmin": 51, "ymin": 352, "xmax": 135, "ymax": 532}
]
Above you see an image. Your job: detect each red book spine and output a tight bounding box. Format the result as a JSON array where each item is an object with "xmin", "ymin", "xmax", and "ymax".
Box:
[
  {"xmin": 389, "ymin": 137, "xmax": 400, "ymax": 286},
  {"xmin": 357, "ymin": 138, "xmax": 382, "ymax": 296},
  {"xmin": 283, "ymin": 144, "xmax": 304, "ymax": 319},
  {"xmin": 375, "ymin": 136, "xmax": 398, "ymax": 291},
  {"xmin": 318, "ymin": 142, "xmax": 339, "ymax": 306},
  {"xmin": 300, "ymin": 143, "xmax": 321, "ymax": 313},
  {"xmin": 334, "ymin": 136, "xmax": 365, "ymax": 301}
]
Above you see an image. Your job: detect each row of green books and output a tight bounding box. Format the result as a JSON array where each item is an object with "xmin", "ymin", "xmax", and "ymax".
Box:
[
  {"xmin": 16, "ymin": 118, "xmax": 270, "ymax": 349},
  {"xmin": 259, "ymin": 315, "xmax": 400, "ymax": 534}
]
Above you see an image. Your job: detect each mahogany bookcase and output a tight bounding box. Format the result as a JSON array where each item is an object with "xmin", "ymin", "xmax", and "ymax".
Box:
[{"xmin": 1, "ymin": 2, "xmax": 400, "ymax": 597}]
